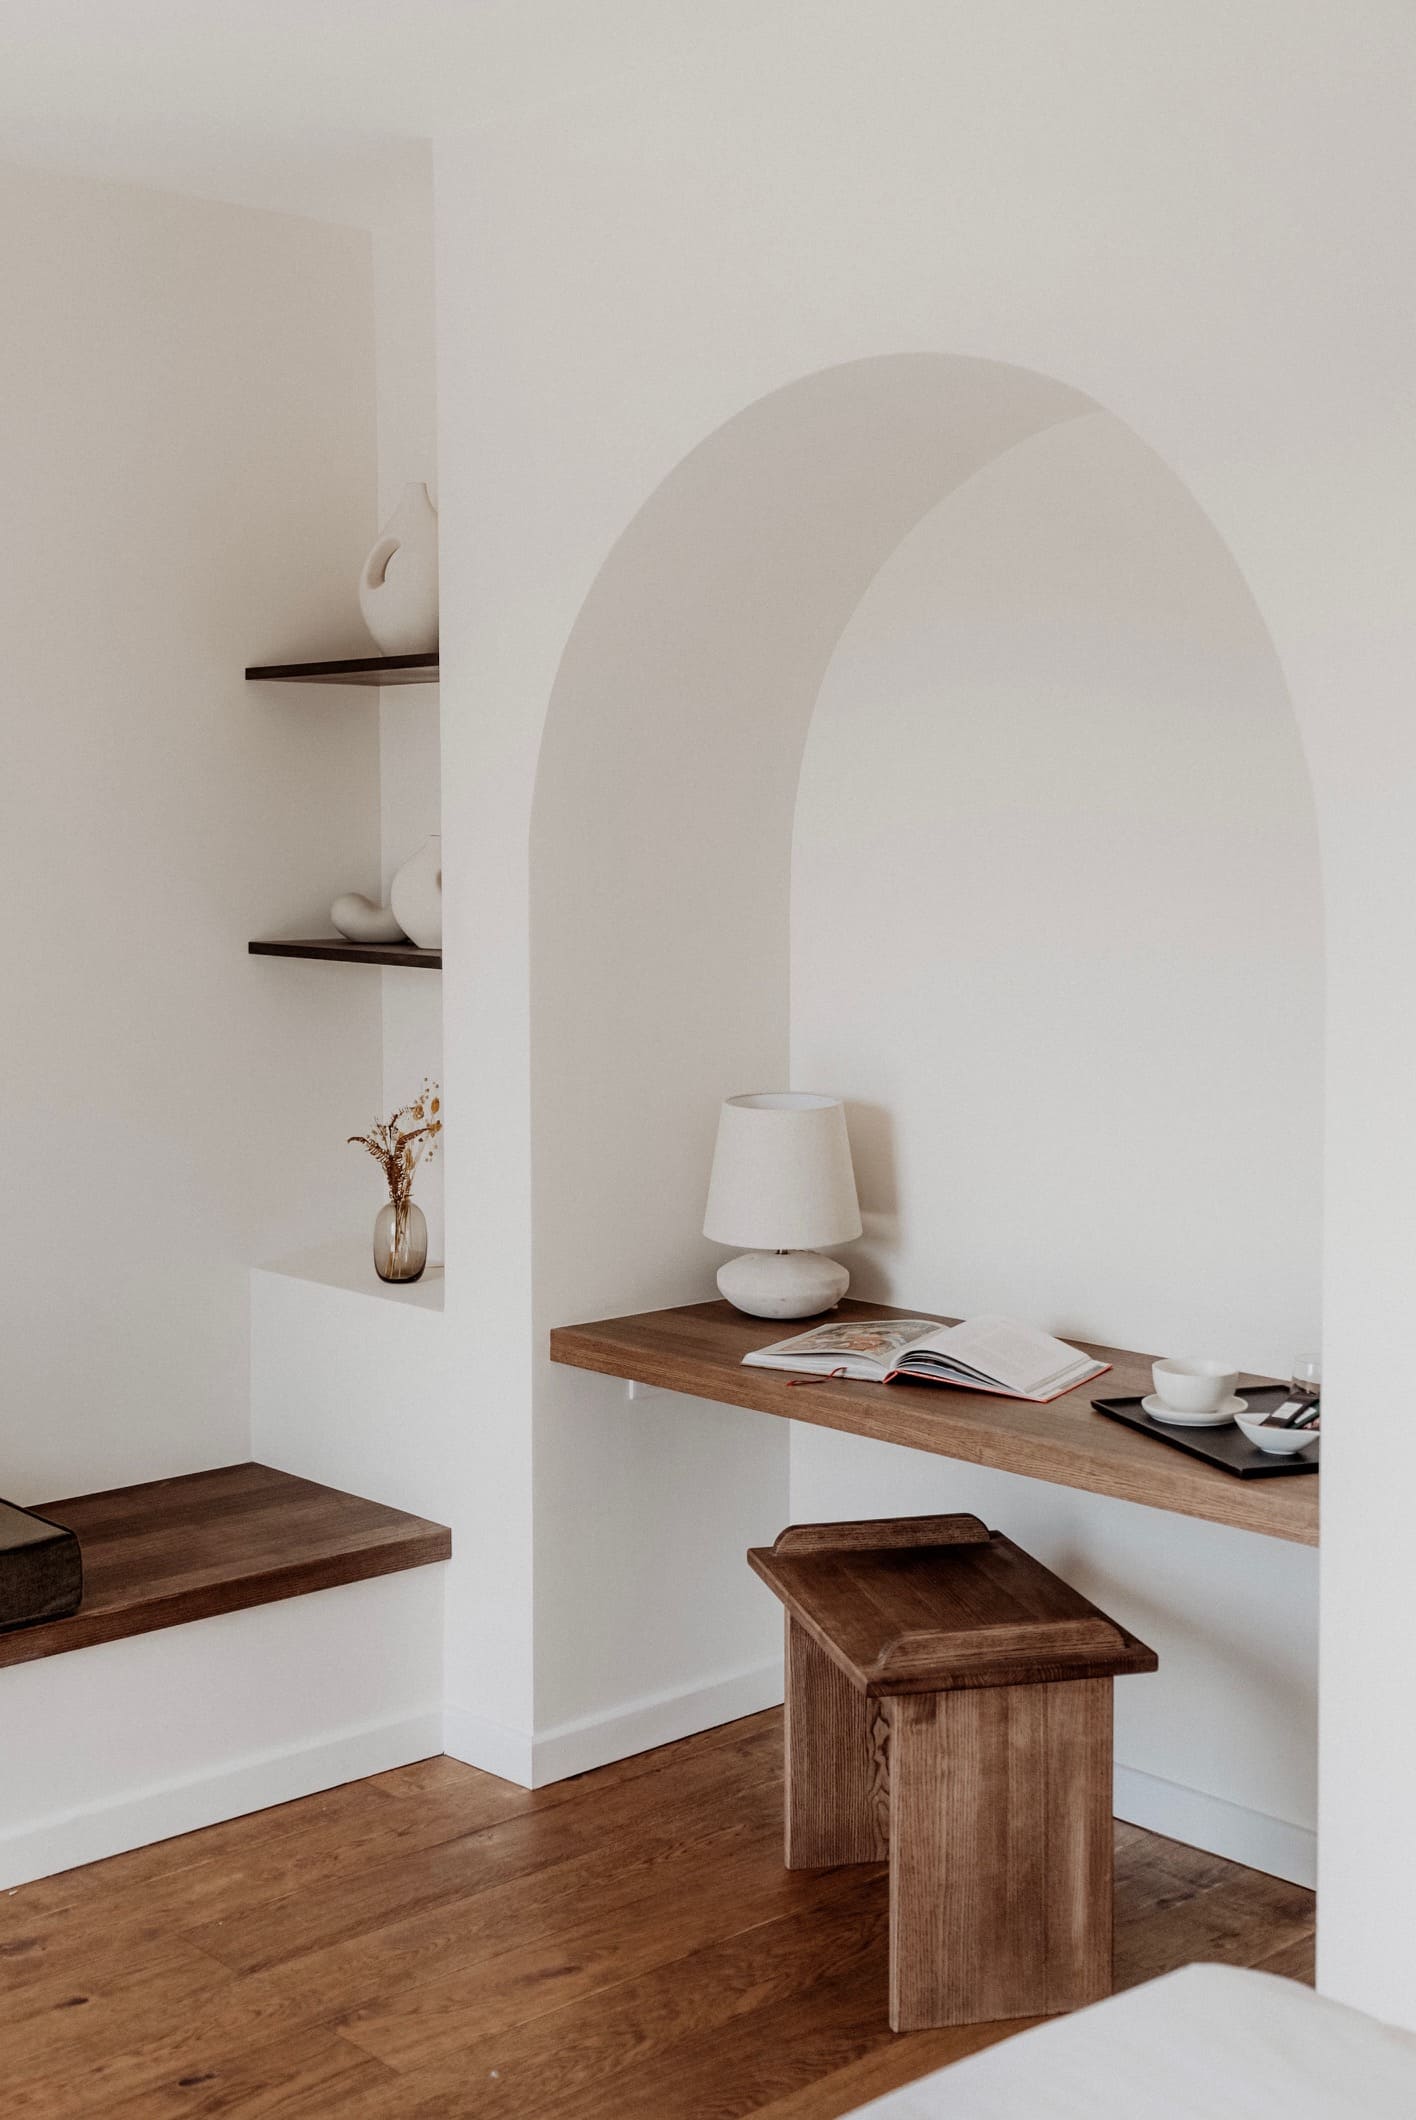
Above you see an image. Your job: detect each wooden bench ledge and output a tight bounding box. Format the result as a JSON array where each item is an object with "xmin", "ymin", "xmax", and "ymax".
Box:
[{"xmin": 0, "ymin": 1462, "xmax": 450, "ymax": 1671}]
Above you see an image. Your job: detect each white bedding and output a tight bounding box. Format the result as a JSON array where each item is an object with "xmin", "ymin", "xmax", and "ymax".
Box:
[{"xmin": 849, "ymin": 1964, "xmax": 1416, "ymax": 2118}]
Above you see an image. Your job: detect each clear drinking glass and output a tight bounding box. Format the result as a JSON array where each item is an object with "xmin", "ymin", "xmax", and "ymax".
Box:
[
  {"xmin": 374, "ymin": 1197, "xmax": 428, "ymax": 1283},
  {"xmin": 1290, "ymin": 1351, "xmax": 1322, "ymax": 1395}
]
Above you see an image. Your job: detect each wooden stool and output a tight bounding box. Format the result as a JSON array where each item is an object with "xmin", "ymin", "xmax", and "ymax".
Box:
[{"xmin": 748, "ymin": 1514, "xmax": 1158, "ymax": 2032}]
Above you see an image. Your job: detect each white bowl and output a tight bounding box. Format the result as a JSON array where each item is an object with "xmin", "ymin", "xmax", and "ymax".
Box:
[
  {"xmin": 1236, "ymin": 1413, "xmax": 1318, "ymax": 1457},
  {"xmin": 1152, "ymin": 1357, "xmax": 1240, "ymax": 1418}
]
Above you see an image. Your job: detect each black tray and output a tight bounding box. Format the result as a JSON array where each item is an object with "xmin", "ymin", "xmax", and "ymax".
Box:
[{"xmin": 1092, "ymin": 1387, "xmax": 1319, "ymax": 1480}]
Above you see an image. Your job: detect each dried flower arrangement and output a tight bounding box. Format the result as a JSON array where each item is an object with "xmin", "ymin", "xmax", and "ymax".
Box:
[
  {"xmin": 349, "ymin": 1081, "xmax": 442, "ymax": 1282},
  {"xmin": 348, "ymin": 1081, "xmax": 442, "ymax": 1207}
]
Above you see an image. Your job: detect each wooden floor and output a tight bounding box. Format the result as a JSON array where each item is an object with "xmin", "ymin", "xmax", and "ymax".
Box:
[{"xmin": 1, "ymin": 1710, "xmax": 1315, "ymax": 2118}]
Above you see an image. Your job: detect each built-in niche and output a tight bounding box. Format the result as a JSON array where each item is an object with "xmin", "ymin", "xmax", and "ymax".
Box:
[{"xmin": 527, "ymin": 353, "xmax": 1322, "ymax": 1883}]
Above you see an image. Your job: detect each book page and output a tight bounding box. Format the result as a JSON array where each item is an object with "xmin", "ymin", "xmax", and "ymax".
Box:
[
  {"xmin": 750, "ymin": 1318, "xmax": 942, "ymax": 1366},
  {"xmin": 908, "ymin": 1315, "xmax": 1096, "ymax": 1396}
]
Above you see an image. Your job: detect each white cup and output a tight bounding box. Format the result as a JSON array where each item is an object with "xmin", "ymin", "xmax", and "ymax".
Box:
[{"xmin": 1152, "ymin": 1357, "xmax": 1239, "ymax": 1416}]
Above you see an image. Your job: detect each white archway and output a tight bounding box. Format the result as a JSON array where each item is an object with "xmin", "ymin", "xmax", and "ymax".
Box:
[
  {"xmin": 526, "ymin": 353, "xmax": 1321, "ymax": 1833},
  {"xmin": 437, "ymin": 2, "xmax": 1416, "ymax": 2012}
]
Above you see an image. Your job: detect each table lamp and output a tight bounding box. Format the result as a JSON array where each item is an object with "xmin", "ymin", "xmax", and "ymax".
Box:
[{"xmin": 703, "ymin": 1092, "xmax": 863, "ymax": 1319}]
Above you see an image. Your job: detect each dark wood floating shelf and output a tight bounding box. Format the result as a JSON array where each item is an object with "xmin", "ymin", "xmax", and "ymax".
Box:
[
  {"xmin": 0, "ymin": 1463, "xmax": 451, "ymax": 1671},
  {"xmin": 550, "ymin": 1299, "xmax": 1318, "ymax": 1548},
  {"xmin": 249, "ymin": 937, "xmax": 442, "ymax": 970},
  {"xmin": 245, "ymin": 653, "xmax": 439, "ymax": 687}
]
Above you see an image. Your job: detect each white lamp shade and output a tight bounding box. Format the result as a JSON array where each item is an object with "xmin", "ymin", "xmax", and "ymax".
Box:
[{"xmin": 703, "ymin": 1092, "xmax": 863, "ymax": 1251}]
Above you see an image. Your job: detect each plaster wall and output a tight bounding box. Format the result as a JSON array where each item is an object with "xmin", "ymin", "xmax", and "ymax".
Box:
[
  {"xmin": 0, "ymin": 159, "xmax": 382, "ymax": 1500},
  {"xmin": 527, "ymin": 359, "xmax": 1087, "ymax": 1749},
  {"xmin": 0, "ymin": 159, "xmax": 458, "ymax": 1877},
  {"xmin": 0, "ymin": 1569, "xmax": 444, "ymax": 1889},
  {"xmin": 791, "ymin": 410, "xmax": 1322, "ymax": 1875},
  {"xmin": 371, "ymin": 157, "xmax": 444, "ymax": 1263},
  {"xmin": 435, "ymin": 0, "xmax": 1416, "ymax": 2016}
]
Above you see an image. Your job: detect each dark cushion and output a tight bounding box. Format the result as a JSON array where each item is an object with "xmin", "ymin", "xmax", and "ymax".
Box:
[{"xmin": 0, "ymin": 1497, "xmax": 82, "ymax": 1631}]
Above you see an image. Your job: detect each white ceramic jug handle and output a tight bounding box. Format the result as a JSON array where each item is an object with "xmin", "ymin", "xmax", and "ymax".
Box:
[{"xmin": 362, "ymin": 536, "xmax": 400, "ymax": 592}]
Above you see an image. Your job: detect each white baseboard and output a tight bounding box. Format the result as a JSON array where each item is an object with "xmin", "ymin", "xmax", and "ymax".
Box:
[
  {"xmin": 0, "ymin": 1708, "xmax": 443, "ymax": 1892},
  {"xmin": 441, "ymin": 1680, "xmax": 1314, "ymax": 1891},
  {"xmin": 1114, "ymin": 1761, "xmax": 1316, "ymax": 1888},
  {"xmin": 441, "ymin": 1703, "xmax": 535, "ymax": 1788},
  {"xmin": 445, "ymin": 1658, "xmax": 785, "ymax": 1790},
  {"xmin": 8, "ymin": 1672, "xmax": 1301, "ymax": 1897},
  {"xmin": 532, "ymin": 1657, "xmax": 784, "ymax": 1786}
]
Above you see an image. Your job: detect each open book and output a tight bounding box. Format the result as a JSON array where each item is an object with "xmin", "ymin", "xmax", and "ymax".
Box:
[{"xmin": 742, "ymin": 1314, "xmax": 1109, "ymax": 1403}]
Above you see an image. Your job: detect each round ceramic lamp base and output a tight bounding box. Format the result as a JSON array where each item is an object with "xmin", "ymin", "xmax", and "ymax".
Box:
[{"xmin": 717, "ymin": 1249, "xmax": 850, "ymax": 1320}]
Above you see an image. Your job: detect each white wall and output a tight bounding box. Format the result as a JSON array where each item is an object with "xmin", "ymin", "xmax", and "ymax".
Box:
[
  {"xmin": 524, "ymin": 359, "xmax": 1084, "ymax": 1754},
  {"xmin": 371, "ymin": 154, "xmax": 444, "ymax": 1262},
  {"xmin": 251, "ymin": 1256, "xmax": 454, "ymax": 1523},
  {"xmin": 797, "ymin": 413, "xmax": 1321, "ymax": 1374},
  {"xmin": 792, "ymin": 409, "xmax": 1322, "ymax": 1875},
  {"xmin": 0, "ymin": 1568, "xmax": 444, "ymax": 1889},
  {"xmin": 434, "ymin": 0, "xmax": 1416, "ymax": 2018},
  {"xmin": 0, "ymin": 160, "xmax": 382, "ymax": 1501},
  {"xmin": 238, "ymin": 157, "xmax": 463, "ymax": 1795}
]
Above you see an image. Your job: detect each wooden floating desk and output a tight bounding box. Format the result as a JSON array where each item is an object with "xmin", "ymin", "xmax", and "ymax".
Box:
[{"xmin": 550, "ymin": 1300, "xmax": 1317, "ymax": 1548}]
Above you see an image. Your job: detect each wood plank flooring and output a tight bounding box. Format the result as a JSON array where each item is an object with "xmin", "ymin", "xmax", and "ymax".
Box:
[{"xmin": 0, "ymin": 1709, "xmax": 1315, "ymax": 2117}]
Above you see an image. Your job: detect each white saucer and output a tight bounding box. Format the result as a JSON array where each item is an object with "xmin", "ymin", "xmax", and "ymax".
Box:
[{"xmin": 1141, "ymin": 1393, "xmax": 1248, "ymax": 1427}]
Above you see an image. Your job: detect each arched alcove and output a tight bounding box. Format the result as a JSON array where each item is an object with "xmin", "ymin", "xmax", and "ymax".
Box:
[
  {"xmin": 790, "ymin": 405, "xmax": 1322, "ymax": 1865},
  {"xmin": 528, "ymin": 355, "xmax": 1321, "ymax": 1856},
  {"xmin": 531, "ymin": 356, "xmax": 1095, "ymax": 1322},
  {"xmin": 794, "ymin": 407, "xmax": 1321, "ymax": 1366}
]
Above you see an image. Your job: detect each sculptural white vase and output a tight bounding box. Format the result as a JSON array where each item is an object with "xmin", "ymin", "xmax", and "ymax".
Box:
[
  {"xmin": 390, "ymin": 834, "xmax": 442, "ymax": 949},
  {"xmin": 330, "ymin": 893, "xmax": 408, "ymax": 946},
  {"xmin": 359, "ymin": 481, "xmax": 439, "ymax": 654}
]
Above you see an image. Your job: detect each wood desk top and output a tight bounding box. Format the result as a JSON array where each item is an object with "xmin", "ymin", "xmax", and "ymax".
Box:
[{"xmin": 549, "ymin": 1300, "xmax": 1317, "ymax": 1548}]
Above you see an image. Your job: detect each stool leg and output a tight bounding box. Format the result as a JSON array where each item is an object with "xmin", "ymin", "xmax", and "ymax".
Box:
[
  {"xmin": 888, "ymin": 1678, "xmax": 1113, "ymax": 2031},
  {"xmin": 784, "ymin": 1618, "xmax": 890, "ymax": 1868}
]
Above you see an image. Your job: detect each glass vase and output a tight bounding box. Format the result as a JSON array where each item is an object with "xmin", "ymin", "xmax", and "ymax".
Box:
[{"xmin": 373, "ymin": 1197, "xmax": 428, "ymax": 1284}]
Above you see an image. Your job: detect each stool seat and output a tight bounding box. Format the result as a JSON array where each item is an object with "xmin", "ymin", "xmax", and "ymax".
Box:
[
  {"xmin": 748, "ymin": 1513, "xmax": 1157, "ymax": 1695},
  {"xmin": 749, "ymin": 1514, "xmax": 1158, "ymax": 2033}
]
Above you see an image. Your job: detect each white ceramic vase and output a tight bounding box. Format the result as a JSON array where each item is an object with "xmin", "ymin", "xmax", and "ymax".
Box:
[
  {"xmin": 330, "ymin": 892, "xmax": 408, "ymax": 946},
  {"xmin": 359, "ymin": 481, "xmax": 439, "ymax": 654},
  {"xmin": 390, "ymin": 834, "xmax": 442, "ymax": 949}
]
